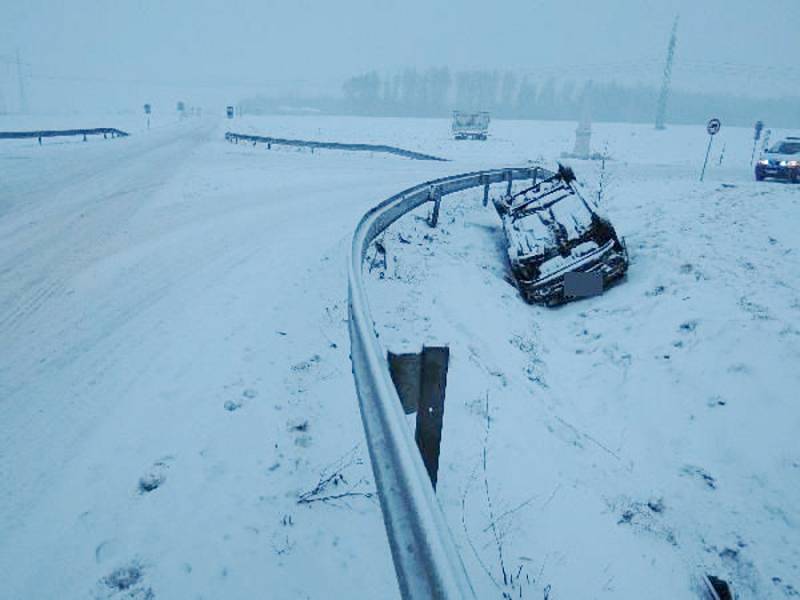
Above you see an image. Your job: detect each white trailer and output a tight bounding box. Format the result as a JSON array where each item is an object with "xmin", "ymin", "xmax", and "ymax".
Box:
[{"xmin": 451, "ymin": 111, "xmax": 490, "ymax": 140}]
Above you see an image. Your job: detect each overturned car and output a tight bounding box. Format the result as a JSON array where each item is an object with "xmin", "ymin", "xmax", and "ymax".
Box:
[{"xmin": 493, "ymin": 165, "xmax": 628, "ymax": 305}]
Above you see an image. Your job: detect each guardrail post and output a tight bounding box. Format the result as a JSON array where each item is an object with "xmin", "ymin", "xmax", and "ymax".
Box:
[
  {"xmin": 82, "ymin": 133, "xmax": 87, "ymax": 142},
  {"xmin": 38, "ymin": 135, "xmax": 42, "ymax": 145},
  {"xmin": 505, "ymin": 169, "xmax": 513, "ymax": 196},
  {"xmin": 388, "ymin": 352, "xmax": 422, "ymax": 415},
  {"xmin": 428, "ymin": 186, "xmax": 442, "ymax": 228},
  {"xmin": 531, "ymin": 166, "xmax": 538, "ymax": 186},
  {"xmin": 416, "ymin": 346, "xmax": 449, "ymax": 489},
  {"xmin": 387, "ymin": 346, "xmax": 450, "ymax": 489},
  {"xmin": 482, "ymin": 174, "xmax": 490, "ymax": 207}
]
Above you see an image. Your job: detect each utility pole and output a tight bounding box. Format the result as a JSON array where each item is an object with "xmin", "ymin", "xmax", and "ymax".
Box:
[
  {"xmin": 16, "ymin": 48, "xmax": 28, "ymax": 114},
  {"xmin": 655, "ymin": 17, "xmax": 678, "ymax": 130}
]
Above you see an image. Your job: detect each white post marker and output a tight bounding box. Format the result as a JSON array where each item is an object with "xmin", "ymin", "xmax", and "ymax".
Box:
[
  {"xmin": 701, "ymin": 118, "xmax": 721, "ymax": 182},
  {"xmin": 751, "ymin": 120, "xmax": 764, "ymax": 165}
]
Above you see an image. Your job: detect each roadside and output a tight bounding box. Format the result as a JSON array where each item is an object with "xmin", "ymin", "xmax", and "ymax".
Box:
[{"xmin": 366, "ymin": 154, "xmax": 800, "ymax": 598}]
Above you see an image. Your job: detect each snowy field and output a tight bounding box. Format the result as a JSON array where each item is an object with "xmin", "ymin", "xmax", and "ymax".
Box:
[{"xmin": 1, "ymin": 113, "xmax": 798, "ymax": 599}]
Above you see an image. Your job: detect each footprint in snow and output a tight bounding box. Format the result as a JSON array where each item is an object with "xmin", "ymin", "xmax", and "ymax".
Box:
[
  {"xmin": 291, "ymin": 355, "xmax": 321, "ymax": 372},
  {"xmin": 287, "ymin": 418, "xmax": 312, "ymax": 448},
  {"xmin": 96, "ymin": 560, "xmax": 154, "ymax": 599},
  {"xmin": 138, "ymin": 459, "xmax": 172, "ymax": 494},
  {"xmin": 224, "ymin": 388, "xmax": 258, "ymax": 412},
  {"xmin": 680, "ymin": 465, "xmax": 717, "ymax": 489},
  {"xmin": 224, "ymin": 399, "xmax": 242, "ymax": 412}
]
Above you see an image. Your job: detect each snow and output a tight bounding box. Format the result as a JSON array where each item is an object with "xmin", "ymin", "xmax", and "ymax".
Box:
[
  {"xmin": 1, "ymin": 113, "xmax": 798, "ymax": 599},
  {"xmin": 362, "ymin": 121, "xmax": 800, "ymax": 598}
]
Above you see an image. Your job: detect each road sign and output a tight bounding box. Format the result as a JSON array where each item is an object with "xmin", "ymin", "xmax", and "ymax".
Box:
[
  {"xmin": 143, "ymin": 103, "xmax": 151, "ymax": 115},
  {"xmin": 226, "ymin": 105, "xmax": 234, "ymax": 119},
  {"xmin": 701, "ymin": 118, "xmax": 721, "ymax": 181}
]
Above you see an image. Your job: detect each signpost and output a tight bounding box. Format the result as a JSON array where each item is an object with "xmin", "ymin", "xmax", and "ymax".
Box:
[
  {"xmin": 700, "ymin": 118, "xmax": 721, "ymax": 182},
  {"xmin": 143, "ymin": 103, "xmax": 151, "ymax": 129},
  {"xmin": 751, "ymin": 120, "xmax": 764, "ymax": 165}
]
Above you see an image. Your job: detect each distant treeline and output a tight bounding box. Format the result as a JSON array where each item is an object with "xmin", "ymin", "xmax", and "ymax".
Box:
[{"xmin": 239, "ymin": 68, "xmax": 800, "ymax": 128}]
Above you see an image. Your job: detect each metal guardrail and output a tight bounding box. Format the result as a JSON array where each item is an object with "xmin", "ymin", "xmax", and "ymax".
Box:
[
  {"xmin": 225, "ymin": 131, "xmax": 447, "ymax": 162},
  {"xmin": 0, "ymin": 128, "xmax": 129, "ymax": 143},
  {"xmin": 348, "ymin": 165, "xmax": 554, "ymax": 599}
]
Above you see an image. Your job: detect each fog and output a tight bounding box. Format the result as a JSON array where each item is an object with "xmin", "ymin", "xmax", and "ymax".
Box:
[{"xmin": 2, "ymin": 0, "xmax": 799, "ymax": 123}]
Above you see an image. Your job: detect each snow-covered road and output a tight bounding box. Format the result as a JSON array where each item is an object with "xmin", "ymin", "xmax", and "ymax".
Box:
[{"xmin": 0, "ymin": 118, "xmax": 461, "ymax": 599}]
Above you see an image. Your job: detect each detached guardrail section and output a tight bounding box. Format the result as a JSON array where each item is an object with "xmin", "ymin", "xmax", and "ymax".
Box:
[
  {"xmin": 225, "ymin": 131, "xmax": 447, "ymax": 162},
  {"xmin": 348, "ymin": 165, "xmax": 554, "ymax": 600},
  {"xmin": 0, "ymin": 128, "xmax": 129, "ymax": 144}
]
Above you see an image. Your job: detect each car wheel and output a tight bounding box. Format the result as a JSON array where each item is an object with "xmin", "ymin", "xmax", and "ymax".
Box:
[{"xmin": 755, "ymin": 172, "xmax": 764, "ymax": 181}]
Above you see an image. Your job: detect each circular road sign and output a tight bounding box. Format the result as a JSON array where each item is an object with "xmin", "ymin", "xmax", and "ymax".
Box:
[{"xmin": 707, "ymin": 118, "xmax": 721, "ymax": 136}]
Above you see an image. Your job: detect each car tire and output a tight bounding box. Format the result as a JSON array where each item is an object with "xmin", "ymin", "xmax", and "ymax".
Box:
[{"xmin": 755, "ymin": 172, "xmax": 764, "ymax": 181}]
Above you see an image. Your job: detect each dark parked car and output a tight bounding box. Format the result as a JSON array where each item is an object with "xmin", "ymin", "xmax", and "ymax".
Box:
[
  {"xmin": 756, "ymin": 137, "xmax": 800, "ymax": 182},
  {"xmin": 494, "ymin": 165, "xmax": 629, "ymax": 305}
]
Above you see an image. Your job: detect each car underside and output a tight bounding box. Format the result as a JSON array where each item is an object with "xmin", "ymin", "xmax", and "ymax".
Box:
[{"xmin": 494, "ymin": 164, "xmax": 629, "ymax": 305}]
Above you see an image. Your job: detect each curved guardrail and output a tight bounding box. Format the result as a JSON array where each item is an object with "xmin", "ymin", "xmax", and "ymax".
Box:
[
  {"xmin": 348, "ymin": 165, "xmax": 554, "ymax": 599},
  {"xmin": 0, "ymin": 128, "xmax": 129, "ymax": 143},
  {"xmin": 225, "ymin": 131, "xmax": 447, "ymax": 162}
]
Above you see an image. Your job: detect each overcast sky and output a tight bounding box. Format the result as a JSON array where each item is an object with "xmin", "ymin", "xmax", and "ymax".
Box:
[{"xmin": 2, "ymin": 0, "xmax": 799, "ymax": 112}]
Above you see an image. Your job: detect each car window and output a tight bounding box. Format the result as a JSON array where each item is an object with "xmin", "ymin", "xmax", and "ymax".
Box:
[{"xmin": 769, "ymin": 142, "xmax": 800, "ymax": 154}]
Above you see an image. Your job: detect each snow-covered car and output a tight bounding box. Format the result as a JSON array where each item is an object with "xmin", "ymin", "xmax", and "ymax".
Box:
[
  {"xmin": 493, "ymin": 164, "xmax": 629, "ymax": 305},
  {"xmin": 755, "ymin": 137, "xmax": 800, "ymax": 182}
]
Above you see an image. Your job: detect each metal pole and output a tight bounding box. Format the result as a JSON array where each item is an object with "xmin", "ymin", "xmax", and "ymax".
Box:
[
  {"xmin": 428, "ymin": 187, "xmax": 442, "ymax": 228},
  {"xmin": 700, "ymin": 135, "xmax": 713, "ymax": 182}
]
